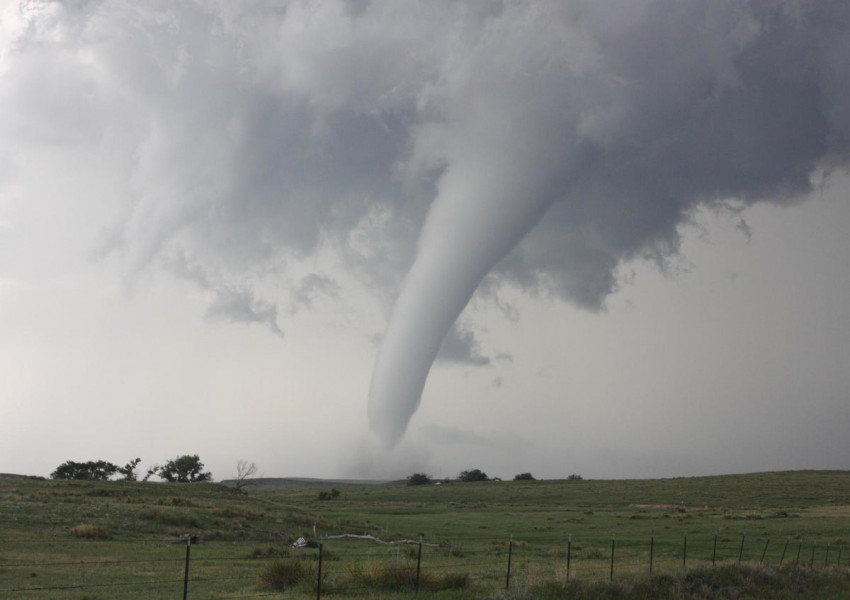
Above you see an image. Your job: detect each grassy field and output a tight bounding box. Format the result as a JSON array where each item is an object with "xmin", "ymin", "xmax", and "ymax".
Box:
[{"xmin": 1, "ymin": 471, "xmax": 849, "ymax": 599}]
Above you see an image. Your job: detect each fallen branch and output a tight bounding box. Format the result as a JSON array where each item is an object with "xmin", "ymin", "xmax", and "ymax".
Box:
[{"xmin": 320, "ymin": 533, "xmax": 445, "ymax": 547}]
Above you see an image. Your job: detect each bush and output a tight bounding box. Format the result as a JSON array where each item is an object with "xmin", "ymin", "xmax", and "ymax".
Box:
[
  {"xmin": 51, "ymin": 460, "xmax": 119, "ymax": 480},
  {"xmin": 71, "ymin": 524, "xmax": 110, "ymax": 539},
  {"xmin": 433, "ymin": 572, "xmax": 470, "ymax": 590},
  {"xmin": 258, "ymin": 559, "xmax": 316, "ymax": 590},
  {"xmin": 407, "ymin": 473, "xmax": 431, "ymax": 486},
  {"xmin": 567, "ymin": 473, "xmax": 583, "ymax": 481},
  {"xmin": 117, "ymin": 458, "xmax": 141, "ymax": 481},
  {"xmin": 140, "ymin": 508, "xmax": 201, "ymax": 529},
  {"xmin": 458, "ymin": 469, "xmax": 489, "ymax": 482},
  {"xmin": 317, "ymin": 489, "xmax": 341, "ymax": 501},
  {"xmin": 347, "ymin": 561, "xmax": 470, "ymax": 592},
  {"xmin": 250, "ymin": 546, "xmax": 290, "ymax": 559},
  {"xmin": 514, "ymin": 472, "xmax": 535, "ymax": 480},
  {"xmin": 348, "ymin": 561, "xmax": 416, "ymax": 591},
  {"xmin": 518, "ymin": 566, "xmax": 850, "ymax": 600},
  {"xmin": 152, "ymin": 454, "xmax": 212, "ymax": 483}
]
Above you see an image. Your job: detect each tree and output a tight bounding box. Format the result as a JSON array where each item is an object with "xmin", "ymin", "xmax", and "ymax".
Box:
[
  {"xmin": 514, "ymin": 472, "xmax": 535, "ymax": 481},
  {"xmin": 142, "ymin": 466, "xmax": 159, "ymax": 482},
  {"xmin": 234, "ymin": 459, "xmax": 259, "ymax": 491},
  {"xmin": 153, "ymin": 454, "xmax": 212, "ymax": 483},
  {"xmin": 117, "ymin": 458, "xmax": 142, "ymax": 482},
  {"xmin": 407, "ymin": 472, "xmax": 431, "ymax": 486},
  {"xmin": 51, "ymin": 460, "xmax": 119, "ymax": 480},
  {"xmin": 458, "ymin": 468, "xmax": 489, "ymax": 482}
]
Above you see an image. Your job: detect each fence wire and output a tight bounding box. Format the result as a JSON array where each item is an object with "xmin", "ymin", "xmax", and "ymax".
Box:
[{"xmin": 1, "ymin": 534, "xmax": 847, "ymax": 599}]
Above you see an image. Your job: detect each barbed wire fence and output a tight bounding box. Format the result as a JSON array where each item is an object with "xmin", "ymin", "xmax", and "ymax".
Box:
[{"xmin": 1, "ymin": 532, "xmax": 847, "ymax": 599}]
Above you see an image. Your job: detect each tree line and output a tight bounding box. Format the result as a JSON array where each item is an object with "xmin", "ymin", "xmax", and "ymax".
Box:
[
  {"xmin": 50, "ymin": 454, "xmax": 212, "ymax": 483},
  {"xmin": 407, "ymin": 470, "xmax": 583, "ymax": 485}
]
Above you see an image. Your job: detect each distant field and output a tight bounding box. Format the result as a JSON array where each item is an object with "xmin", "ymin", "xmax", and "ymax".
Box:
[{"xmin": 2, "ymin": 471, "xmax": 849, "ymax": 599}]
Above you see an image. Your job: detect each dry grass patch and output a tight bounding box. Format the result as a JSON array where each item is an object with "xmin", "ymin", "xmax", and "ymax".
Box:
[
  {"xmin": 71, "ymin": 523, "xmax": 110, "ymax": 539},
  {"xmin": 259, "ymin": 558, "xmax": 316, "ymax": 591}
]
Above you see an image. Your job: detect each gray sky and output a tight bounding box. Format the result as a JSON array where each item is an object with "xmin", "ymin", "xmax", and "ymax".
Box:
[{"xmin": 1, "ymin": 0, "xmax": 849, "ymax": 481}]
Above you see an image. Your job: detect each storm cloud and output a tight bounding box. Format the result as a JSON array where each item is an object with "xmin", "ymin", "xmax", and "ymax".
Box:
[{"xmin": 2, "ymin": 1, "xmax": 849, "ymax": 447}]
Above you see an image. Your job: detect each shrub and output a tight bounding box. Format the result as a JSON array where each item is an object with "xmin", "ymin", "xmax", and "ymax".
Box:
[
  {"xmin": 580, "ymin": 546, "xmax": 605, "ymax": 559},
  {"xmin": 348, "ymin": 561, "xmax": 416, "ymax": 591},
  {"xmin": 520, "ymin": 567, "xmax": 850, "ymax": 600},
  {"xmin": 250, "ymin": 546, "xmax": 290, "ymax": 558},
  {"xmin": 140, "ymin": 508, "xmax": 201, "ymax": 529},
  {"xmin": 432, "ymin": 571, "xmax": 469, "ymax": 590},
  {"xmin": 514, "ymin": 472, "xmax": 535, "ymax": 481},
  {"xmin": 160, "ymin": 496, "xmax": 196, "ymax": 507},
  {"xmin": 567, "ymin": 473, "xmax": 583, "ymax": 481},
  {"xmin": 407, "ymin": 472, "xmax": 431, "ymax": 486},
  {"xmin": 458, "ymin": 469, "xmax": 489, "ymax": 482},
  {"xmin": 117, "ymin": 458, "xmax": 141, "ymax": 481},
  {"xmin": 51, "ymin": 460, "xmax": 118, "ymax": 480},
  {"xmin": 347, "ymin": 561, "xmax": 470, "ymax": 592},
  {"xmin": 152, "ymin": 454, "xmax": 212, "ymax": 483},
  {"xmin": 71, "ymin": 524, "xmax": 110, "ymax": 539},
  {"xmin": 258, "ymin": 559, "xmax": 316, "ymax": 590}
]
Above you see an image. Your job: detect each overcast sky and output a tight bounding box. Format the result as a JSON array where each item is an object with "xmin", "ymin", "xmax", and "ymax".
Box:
[{"xmin": 1, "ymin": 0, "xmax": 849, "ymax": 481}]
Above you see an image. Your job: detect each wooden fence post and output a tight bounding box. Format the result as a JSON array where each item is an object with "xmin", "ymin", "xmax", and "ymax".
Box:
[
  {"xmin": 712, "ymin": 532, "xmax": 718, "ymax": 566},
  {"xmin": 316, "ymin": 541, "xmax": 323, "ymax": 600},
  {"xmin": 505, "ymin": 536, "xmax": 513, "ymax": 590},
  {"xmin": 609, "ymin": 536, "xmax": 615, "ymax": 581},
  {"xmin": 649, "ymin": 535, "xmax": 654, "ymax": 576},
  {"xmin": 183, "ymin": 537, "xmax": 191, "ymax": 600},
  {"xmin": 415, "ymin": 538, "xmax": 422, "ymax": 595},
  {"xmin": 779, "ymin": 538, "xmax": 789, "ymax": 566},
  {"xmin": 738, "ymin": 533, "xmax": 745, "ymax": 564}
]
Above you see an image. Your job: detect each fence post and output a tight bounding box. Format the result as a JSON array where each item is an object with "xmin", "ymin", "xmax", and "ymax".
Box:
[
  {"xmin": 824, "ymin": 543, "xmax": 830, "ymax": 567},
  {"xmin": 810, "ymin": 543, "xmax": 816, "ymax": 568},
  {"xmin": 795, "ymin": 540, "xmax": 802, "ymax": 565},
  {"xmin": 738, "ymin": 533, "xmax": 745, "ymax": 564},
  {"xmin": 566, "ymin": 535, "xmax": 572, "ymax": 582},
  {"xmin": 712, "ymin": 532, "xmax": 718, "ymax": 566},
  {"xmin": 837, "ymin": 543, "xmax": 842, "ymax": 567},
  {"xmin": 505, "ymin": 536, "xmax": 513, "ymax": 590},
  {"xmin": 316, "ymin": 541, "xmax": 323, "ymax": 600},
  {"xmin": 183, "ymin": 536, "xmax": 191, "ymax": 600},
  {"xmin": 609, "ymin": 535, "xmax": 615, "ymax": 582},
  {"xmin": 779, "ymin": 538, "xmax": 789, "ymax": 566},
  {"xmin": 760, "ymin": 539, "xmax": 770, "ymax": 564},
  {"xmin": 415, "ymin": 537, "xmax": 422, "ymax": 595},
  {"xmin": 649, "ymin": 535, "xmax": 654, "ymax": 576},
  {"xmin": 683, "ymin": 534, "xmax": 687, "ymax": 568}
]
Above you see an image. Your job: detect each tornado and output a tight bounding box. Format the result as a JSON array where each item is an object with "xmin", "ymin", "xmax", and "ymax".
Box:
[
  {"xmin": 368, "ymin": 136, "xmax": 563, "ymax": 446},
  {"xmin": 366, "ymin": 0, "xmax": 850, "ymax": 445}
]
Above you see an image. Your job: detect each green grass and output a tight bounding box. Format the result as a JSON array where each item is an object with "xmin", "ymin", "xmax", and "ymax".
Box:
[
  {"xmin": 298, "ymin": 471, "xmax": 850, "ymax": 553},
  {"xmin": 1, "ymin": 471, "xmax": 849, "ymax": 599},
  {"xmin": 498, "ymin": 564, "xmax": 850, "ymax": 600}
]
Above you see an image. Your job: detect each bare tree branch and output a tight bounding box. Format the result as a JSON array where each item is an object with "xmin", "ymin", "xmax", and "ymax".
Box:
[{"xmin": 234, "ymin": 459, "xmax": 259, "ymax": 490}]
